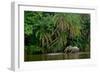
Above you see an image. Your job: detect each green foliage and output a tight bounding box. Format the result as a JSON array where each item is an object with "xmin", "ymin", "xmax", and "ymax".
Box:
[
  {"xmin": 24, "ymin": 11, "xmax": 90, "ymax": 55},
  {"xmin": 25, "ymin": 45, "xmax": 43, "ymax": 55}
]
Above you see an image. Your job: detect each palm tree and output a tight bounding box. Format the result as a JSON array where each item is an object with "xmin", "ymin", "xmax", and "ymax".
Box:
[
  {"xmin": 35, "ymin": 26, "xmax": 52, "ymax": 54},
  {"xmin": 51, "ymin": 13, "xmax": 81, "ymax": 50}
]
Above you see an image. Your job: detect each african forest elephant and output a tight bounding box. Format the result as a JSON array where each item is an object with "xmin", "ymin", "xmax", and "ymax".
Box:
[{"xmin": 64, "ymin": 46, "xmax": 79, "ymax": 54}]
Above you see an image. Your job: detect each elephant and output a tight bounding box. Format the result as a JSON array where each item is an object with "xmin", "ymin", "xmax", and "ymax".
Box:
[{"xmin": 64, "ymin": 46, "xmax": 79, "ymax": 54}]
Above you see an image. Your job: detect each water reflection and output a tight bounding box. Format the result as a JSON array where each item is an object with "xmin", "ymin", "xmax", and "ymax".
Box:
[
  {"xmin": 64, "ymin": 53, "xmax": 79, "ymax": 59},
  {"xmin": 25, "ymin": 52, "xmax": 90, "ymax": 61}
]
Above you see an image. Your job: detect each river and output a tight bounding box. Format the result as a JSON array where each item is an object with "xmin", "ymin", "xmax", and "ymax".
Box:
[{"xmin": 25, "ymin": 52, "xmax": 90, "ymax": 61}]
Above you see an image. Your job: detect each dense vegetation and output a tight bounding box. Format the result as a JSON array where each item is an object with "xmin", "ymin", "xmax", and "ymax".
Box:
[{"xmin": 24, "ymin": 11, "xmax": 90, "ymax": 55}]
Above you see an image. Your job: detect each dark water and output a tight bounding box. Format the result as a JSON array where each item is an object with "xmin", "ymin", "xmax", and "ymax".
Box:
[{"xmin": 24, "ymin": 52, "xmax": 90, "ymax": 61}]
